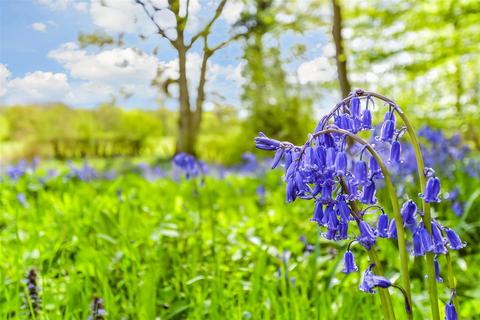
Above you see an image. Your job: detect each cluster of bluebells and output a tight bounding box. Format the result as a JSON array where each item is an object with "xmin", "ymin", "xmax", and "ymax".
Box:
[
  {"xmin": 255, "ymin": 93, "xmax": 400, "ymax": 250},
  {"xmin": 137, "ymin": 162, "xmax": 165, "ymax": 181},
  {"xmin": 172, "ymin": 152, "xmax": 207, "ymax": 180},
  {"xmin": 2, "ymin": 158, "xmax": 39, "ymax": 181},
  {"xmin": 255, "ymin": 90, "xmax": 466, "ymax": 316},
  {"xmin": 2, "ymin": 153, "xmax": 270, "ymax": 187},
  {"xmin": 418, "ymin": 126, "xmax": 469, "ymax": 172},
  {"xmin": 66, "ymin": 160, "xmax": 98, "ymax": 181}
]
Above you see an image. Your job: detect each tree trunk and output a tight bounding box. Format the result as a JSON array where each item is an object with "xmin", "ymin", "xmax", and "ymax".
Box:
[
  {"xmin": 332, "ymin": 0, "xmax": 351, "ymax": 98},
  {"xmin": 175, "ymin": 36, "xmax": 198, "ymax": 155}
]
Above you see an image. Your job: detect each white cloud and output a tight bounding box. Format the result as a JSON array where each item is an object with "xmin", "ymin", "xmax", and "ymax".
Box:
[
  {"xmin": 73, "ymin": 1, "xmax": 88, "ymax": 12},
  {"xmin": 90, "ymin": 0, "xmax": 155, "ymax": 34},
  {"xmin": 36, "ymin": 0, "xmax": 88, "ymax": 12},
  {"xmin": 0, "ymin": 64, "xmax": 12, "ymax": 97},
  {"xmin": 1, "ymin": 37, "xmax": 243, "ymax": 107},
  {"xmin": 32, "ymin": 22, "xmax": 47, "ymax": 32},
  {"xmin": 48, "ymin": 42, "xmax": 158, "ymax": 85},
  {"xmin": 297, "ymin": 56, "xmax": 336, "ymax": 85},
  {"xmin": 2, "ymin": 71, "xmax": 70, "ymax": 104},
  {"xmin": 222, "ymin": 1, "xmax": 243, "ymax": 24},
  {"xmin": 48, "ymin": 42, "xmax": 160, "ymax": 104},
  {"xmin": 36, "ymin": 0, "xmax": 70, "ymax": 11},
  {"xmin": 89, "ymin": 0, "xmax": 205, "ymax": 36}
]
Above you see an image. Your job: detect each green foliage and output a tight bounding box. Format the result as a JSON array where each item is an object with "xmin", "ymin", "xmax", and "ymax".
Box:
[
  {"xmin": 344, "ymin": 0, "xmax": 480, "ymax": 145},
  {"xmin": 0, "ymin": 165, "xmax": 479, "ymax": 319},
  {"xmin": 240, "ymin": 0, "xmax": 315, "ymax": 146}
]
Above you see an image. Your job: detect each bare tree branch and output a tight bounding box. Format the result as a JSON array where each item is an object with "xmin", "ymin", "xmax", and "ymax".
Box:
[
  {"xmin": 184, "ymin": 0, "xmax": 190, "ymax": 22},
  {"xmin": 186, "ymin": 0, "xmax": 227, "ymax": 49},
  {"xmin": 135, "ymin": 0, "xmax": 177, "ymax": 47},
  {"xmin": 209, "ymin": 32, "xmax": 245, "ymax": 54}
]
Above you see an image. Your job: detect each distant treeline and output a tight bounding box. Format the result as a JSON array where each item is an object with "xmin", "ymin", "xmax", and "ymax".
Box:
[
  {"xmin": 0, "ymin": 102, "xmax": 251, "ymax": 163},
  {"xmin": 0, "ymin": 103, "xmax": 175, "ymax": 158}
]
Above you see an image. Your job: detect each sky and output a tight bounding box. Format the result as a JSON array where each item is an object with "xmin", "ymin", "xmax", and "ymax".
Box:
[{"xmin": 0, "ymin": 0, "xmax": 334, "ymax": 110}]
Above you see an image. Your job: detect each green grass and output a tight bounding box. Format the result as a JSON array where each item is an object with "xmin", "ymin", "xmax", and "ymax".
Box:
[{"xmin": 1, "ymin": 170, "xmax": 479, "ymax": 319}]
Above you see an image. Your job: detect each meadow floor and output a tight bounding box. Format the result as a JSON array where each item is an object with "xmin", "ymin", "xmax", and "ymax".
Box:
[{"xmin": 1, "ymin": 171, "xmax": 479, "ymax": 319}]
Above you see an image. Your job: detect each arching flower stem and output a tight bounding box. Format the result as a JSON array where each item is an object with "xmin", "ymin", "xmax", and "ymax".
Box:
[{"xmin": 346, "ymin": 190, "xmax": 396, "ymax": 320}]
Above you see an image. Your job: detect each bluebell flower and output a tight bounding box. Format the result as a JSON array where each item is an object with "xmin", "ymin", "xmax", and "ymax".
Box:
[
  {"xmin": 362, "ymin": 109, "xmax": 372, "ymax": 129},
  {"xmin": 343, "ymin": 250, "xmax": 358, "ymax": 274},
  {"xmin": 254, "ymin": 133, "xmax": 281, "ymax": 151},
  {"xmin": 401, "ymin": 200, "xmax": 417, "ymax": 231},
  {"xmin": 319, "ymin": 133, "xmax": 335, "ymax": 148},
  {"xmin": 271, "ymin": 148, "xmax": 284, "ymax": 169},
  {"xmin": 358, "ymin": 221, "xmax": 377, "ymax": 250},
  {"xmin": 284, "ymin": 150, "xmax": 293, "ymax": 171},
  {"xmin": 444, "ymin": 290, "xmax": 458, "ymax": 320},
  {"xmin": 325, "ymin": 204, "xmax": 339, "ymax": 231},
  {"xmin": 377, "ymin": 213, "xmax": 389, "ymax": 238},
  {"xmin": 359, "ymin": 264, "xmax": 392, "ymax": 293},
  {"xmin": 387, "ymin": 218, "xmax": 397, "ymax": 239},
  {"xmin": 326, "ymin": 147, "xmax": 337, "ymax": 170},
  {"xmin": 369, "ymin": 155, "xmax": 382, "ymax": 178},
  {"xmin": 320, "ymin": 183, "xmax": 334, "ymax": 203},
  {"xmin": 431, "ymin": 221, "xmax": 448, "ymax": 254},
  {"xmin": 445, "ymin": 228, "xmax": 466, "ymax": 250},
  {"xmin": 336, "ymin": 194, "xmax": 351, "ymax": 223},
  {"xmin": 423, "ymin": 176, "xmax": 441, "ymax": 203},
  {"xmin": 304, "ymin": 146, "xmax": 315, "ymax": 167},
  {"xmin": 335, "ymin": 151, "xmax": 347, "ymax": 175},
  {"xmin": 314, "ymin": 146, "xmax": 326, "ymax": 168},
  {"xmin": 346, "ymin": 178, "xmax": 359, "ymax": 200},
  {"xmin": 420, "ymin": 225, "xmax": 434, "ymax": 253},
  {"xmin": 337, "ymin": 222, "xmax": 348, "ymax": 240},
  {"xmin": 380, "ymin": 120, "xmax": 395, "ymax": 142},
  {"xmin": 361, "ymin": 181, "xmax": 377, "ymax": 204},
  {"xmin": 434, "ymin": 255, "xmax": 443, "ymax": 283},
  {"xmin": 286, "ymin": 178, "xmax": 297, "ymax": 203},
  {"xmin": 173, "ymin": 153, "xmax": 202, "ymax": 179},
  {"xmin": 350, "ymin": 96, "xmax": 361, "ymax": 117},
  {"xmin": 384, "ymin": 110, "xmax": 395, "ymax": 122},
  {"xmin": 339, "ymin": 114, "xmax": 353, "ymax": 132},
  {"xmin": 354, "ymin": 161, "xmax": 368, "ymax": 185},
  {"xmin": 389, "ymin": 141, "xmax": 401, "ymax": 163},
  {"xmin": 311, "ymin": 199, "xmax": 324, "ymax": 225},
  {"xmin": 352, "ymin": 117, "xmax": 362, "ymax": 133},
  {"xmin": 324, "ymin": 227, "xmax": 337, "ymax": 240},
  {"xmin": 412, "ymin": 227, "xmax": 426, "ymax": 256}
]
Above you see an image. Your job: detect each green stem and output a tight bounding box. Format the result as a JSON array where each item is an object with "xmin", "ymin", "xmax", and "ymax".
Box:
[
  {"xmin": 369, "ymin": 249, "xmax": 396, "ymax": 320},
  {"xmin": 446, "ymin": 252, "xmax": 460, "ymax": 319},
  {"xmin": 396, "ymin": 110, "xmax": 441, "ymax": 320},
  {"xmin": 315, "ymin": 128, "xmax": 413, "ymax": 319},
  {"xmin": 347, "ymin": 194, "xmax": 395, "ymax": 320}
]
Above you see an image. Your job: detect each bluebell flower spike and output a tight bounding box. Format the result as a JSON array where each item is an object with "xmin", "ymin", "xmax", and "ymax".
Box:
[
  {"xmin": 422, "ymin": 176, "xmax": 441, "ymax": 203},
  {"xmin": 377, "ymin": 213, "xmax": 389, "ymax": 238},
  {"xmin": 342, "ymin": 250, "xmax": 358, "ymax": 274},
  {"xmin": 444, "ymin": 290, "xmax": 458, "ymax": 320},
  {"xmin": 358, "ymin": 221, "xmax": 377, "ymax": 250},
  {"xmin": 359, "ymin": 264, "xmax": 392, "ymax": 293},
  {"xmin": 445, "ymin": 228, "xmax": 466, "ymax": 250}
]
